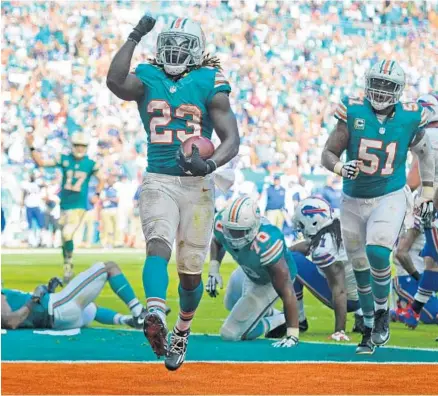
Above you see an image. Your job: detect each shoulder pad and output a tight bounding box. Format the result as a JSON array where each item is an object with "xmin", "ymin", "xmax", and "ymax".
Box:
[
  {"xmin": 312, "ymin": 234, "xmax": 338, "ymax": 268},
  {"xmin": 258, "ymin": 225, "xmax": 285, "ymax": 266}
]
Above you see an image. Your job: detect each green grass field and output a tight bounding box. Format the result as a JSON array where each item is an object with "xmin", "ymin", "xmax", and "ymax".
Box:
[{"xmin": 2, "ymin": 250, "xmax": 437, "ymax": 349}]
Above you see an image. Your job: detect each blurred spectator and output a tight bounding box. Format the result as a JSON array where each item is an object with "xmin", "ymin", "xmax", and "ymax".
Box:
[
  {"xmin": 100, "ymin": 174, "xmax": 121, "ymax": 248},
  {"xmin": 21, "ymin": 174, "xmax": 45, "ymax": 247},
  {"xmin": 262, "ymin": 175, "xmax": 286, "ymax": 229},
  {"xmin": 41, "ymin": 176, "xmax": 61, "ymax": 248}
]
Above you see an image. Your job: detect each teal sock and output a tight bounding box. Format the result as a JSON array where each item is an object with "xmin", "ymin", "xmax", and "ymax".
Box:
[
  {"xmin": 354, "ymin": 268, "xmax": 374, "ymax": 328},
  {"xmin": 143, "ymin": 256, "xmax": 169, "ymax": 314},
  {"xmin": 175, "ymin": 281, "xmax": 203, "ymax": 332},
  {"xmin": 366, "ymin": 245, "xmax": 392, "ymax": 311},
  {"xmin": 244, "ymin": 319, "xmax": 267, "ymax": 340},
  {"xmin": 95, "ymin": 307, "xmax": 127, "ymax": 325},
  {"xmin": 64, "ymin": 240, "xmax": 74, "ymax": 255},
  {"xmin": 109, "ymin": 273, "xmax": 142, "ymax": 316}
]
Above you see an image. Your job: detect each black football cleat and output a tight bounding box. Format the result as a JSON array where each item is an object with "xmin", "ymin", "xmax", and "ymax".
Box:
[
  {"xmin": 143, "ymin": 311, "xmax": 168, "ymax": 358},
  {"xmin": 165, "ymin": 328, "xmax": 189, "ymax": 371},
  {"xmin": 299, "ymin": 319, "xmax": 309, "ymax": 333},
  {"xmin": 371, "ymin": 309, "xmax": 390, "ymax": 347},
  {"xmin": 356, "ymin": 326, "xmax": 375, "ymax": 355},
  {"xmin": 352, "ymin": 313, "xmax": 365, "ymax": 334},
  {"xmin": 265, "ymin": 322, "xmax": 287, "ymax": 339}
]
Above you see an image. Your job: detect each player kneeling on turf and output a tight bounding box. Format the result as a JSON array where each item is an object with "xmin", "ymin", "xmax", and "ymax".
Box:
[
  {"xmin": 291, "ymin": 197, "xmax": 364, "ymax": 342},
  {"xmin": 1, "ymin": 261, "xmax": 144, "ymax": 330},
  {"xmin": 206, "ymin": 196, "xmax": 300, "ymax": 347}
]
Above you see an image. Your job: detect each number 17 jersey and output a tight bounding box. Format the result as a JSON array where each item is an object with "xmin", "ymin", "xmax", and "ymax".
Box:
[
  {"xmin": 334, "ymin": 96, "xmax": 428, "ymax": 198},
  {"xmin": 135, "ymin": 63, "xmax": 231, "ymax": 176}
]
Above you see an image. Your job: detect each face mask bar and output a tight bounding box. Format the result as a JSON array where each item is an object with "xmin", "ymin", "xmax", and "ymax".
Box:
[
  {"xmin": 157, "ymin": 32, "xmax": 200, "ymax": 67},
  {"xmin": 366, "ymin": 77, "xmax": 403, "ymax": 110}
]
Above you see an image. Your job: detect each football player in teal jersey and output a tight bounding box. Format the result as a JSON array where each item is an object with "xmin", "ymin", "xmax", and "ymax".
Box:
[
  {"xmin": 321, "ymin": 60, "xmax": 435, "ymax": 354},
  {"xmin": 26, "ymin": 132, "xmax": 104, "ymax": 283},
  {"xmin": 107, "ymin": 15, "xmax": 240, "ymax": 370},
  {"xmin": 2, "ymin": 261, "xmax": 144, "ymax": 330},
  {"xmin": 206, "ymin": 196, "xmax": 300, "ymax": 347}
]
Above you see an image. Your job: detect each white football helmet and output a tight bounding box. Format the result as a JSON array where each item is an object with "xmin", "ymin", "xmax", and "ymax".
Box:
[
  {"xmin": 418, "ymin": 94, "xmax": 438, "ymax": 123},
  {"xmin": 71, "ymin": 133, "xmax": 90, "ymax": 159},
  {"xmin": 293, "ymin": 197, "xmax": 334, "ymax": 238},
  {"xmin": 365, "ymin": 60, "xmax": 405, "ymax": 111},
  {"xmin": 156, "ymin": 18, "xmax": 206, "ymax": 76},
  {"xmin": 221, "ymin": 196, "xmax": 261, "ymax": 250}
]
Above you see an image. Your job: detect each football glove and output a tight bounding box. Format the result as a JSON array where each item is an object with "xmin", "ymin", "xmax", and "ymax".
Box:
[
  {"xmin": 414, "ymin": 193, "xmax": 435, "ymax": 227},
  {"xmin": 31, "ymin": 285, "xmax": 49, "ymax": 304},
  {"xmin": 272, "ymin": 335, "xmax": 299, "ymax": 348},
  {"xmin": 334, "ymin": 160, "xmax": 362, "ymax": 180},
  {"xmin": 205, "ymin": 260, "xmax": 223, "ymax": 298},
  {"xmin": 47, "ymin": 277, "xmax": 63, "ymax": 293},
  {"xmin": 329, "ymin": 330, "xmax": 350, "ymax": 342},
  {"xmin": 176, "ymin": 145, "xmax": 217, "ymax": 177},
  {"xmin": 128, "ymin": 15, "xmax": 156, "ymax": 44}
]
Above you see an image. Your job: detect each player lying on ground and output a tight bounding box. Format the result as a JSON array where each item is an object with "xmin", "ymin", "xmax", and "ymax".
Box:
[
  {"xmin": 206, "ymin": 196, "xmax": 300, "ymax": 347},
  {"xmin": 106, "ymin": 15, "xmax": 240, "ymax": 371},
  {"xmin": 290, "ymin": 197, "xmax": 365, "ymax": 340},
  {"xmin": 26, "ymin": 132, "xmax": 104, "ymax": 283},
  {"xmin": 321, "ymin": 59, "xmax": 435, "ymax": 355},
  {"xmin": 1, "ymin": 261, "xmax": 144, "ymax": 330}
]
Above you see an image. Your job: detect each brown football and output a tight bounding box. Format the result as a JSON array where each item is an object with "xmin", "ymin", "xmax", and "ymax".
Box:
[{"xmin": 182, "ymin": 136, "xmax": 215, "ymax": 159}]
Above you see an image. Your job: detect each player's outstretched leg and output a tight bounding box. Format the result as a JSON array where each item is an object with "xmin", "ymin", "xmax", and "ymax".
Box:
[
  {"xmin": 165, "ymin": 276, "xmax": 203, "ymax": 371},
  {"xmin": 105, "ymin": 261, "xmax": 145, "ymax": 327},
  {"xmin": 94, "ymin": 306, "xmax": 134, "ymax": 327},
  {"xmin": 366, "ymin": 245, "xmax": 392, "ymax": 347}
]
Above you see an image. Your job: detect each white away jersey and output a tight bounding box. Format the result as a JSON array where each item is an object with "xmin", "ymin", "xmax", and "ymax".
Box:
[{"xmin": 310, "ymin": 233, "xmax": 358, "ymax": 301}]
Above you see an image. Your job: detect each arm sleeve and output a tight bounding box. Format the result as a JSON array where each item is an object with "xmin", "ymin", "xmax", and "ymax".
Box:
[
  {"xmin": 206, "ymin": 69, "xmax": 232, "ymax": 105},
  {"xmin": 334, "ymin": 97, "xmax": 348, "ymax": 123}
]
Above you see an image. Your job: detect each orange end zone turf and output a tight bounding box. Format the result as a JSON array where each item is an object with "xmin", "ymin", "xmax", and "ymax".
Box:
[{"xmin": 2, "ymin": 363, "xmax": 438, "ymax": 395}]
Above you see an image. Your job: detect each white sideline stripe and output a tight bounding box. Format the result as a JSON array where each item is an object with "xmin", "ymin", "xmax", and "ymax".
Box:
[{"xmin": 3, "ymin": 360, "xmax": 438, "ymax": 365}]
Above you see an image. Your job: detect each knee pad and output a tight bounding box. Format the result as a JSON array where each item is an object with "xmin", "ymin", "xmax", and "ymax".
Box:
[
  {"xmin": 176, "ymin": 242, "xmax": 207, "ymax": 275},
  {"xmin": 351, "ymin": 257, "xmax": 369, "ymax": 271},
  {"xmin": 147, "ymin": 237, "xmax": 172, "ymax": 258},
  {"xmin": 220, "ymin": 323, "xmax": 241, "ymax": 341}
]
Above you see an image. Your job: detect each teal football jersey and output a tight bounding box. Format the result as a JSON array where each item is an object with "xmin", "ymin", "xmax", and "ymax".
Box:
[
  {"xmin": 214, "ymin": 214, "xmax": 297, "ymax": 285},
  {"xmin": 2, "ymin": 289, "xmax": 51, "ymax": 328},
  {"xmin": 56, "ymin": 154, "xmax": 98, "ymax": 210},
  {"xmin": 135, "ymin": 63, "xmax": 231, "ymax": 176},
  {"xmin": 335, "ymin": 97, "xmax": 428, "ymax": 198}
]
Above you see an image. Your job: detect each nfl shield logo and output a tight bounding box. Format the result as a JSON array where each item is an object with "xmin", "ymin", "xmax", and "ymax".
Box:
[
  {"xmin": 63, "ymin": 161, "xmax": 69, "ymax": 167},
  {"xmin": 379, "ymin": 127, "xmax": 386, "ymax": 135},
  {"xmin": 169, "ymin": 86, "xmax": 177, "ymax": 94},
  {"xmin": 354, "ymin": 118, "xmax": 365, "ymax": 130}
]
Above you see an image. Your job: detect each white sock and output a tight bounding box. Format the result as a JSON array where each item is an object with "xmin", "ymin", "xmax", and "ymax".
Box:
[
  {"xmin": 263, "ymin": 313, "xmax": 285, "ymax": 333},
  {"xmin": 298, "ymin": 299, "xmax": 306, "ymax": 322},
  {"xmin": 374, "ymin": 301, "xmax": 388, "ymax": 311}
]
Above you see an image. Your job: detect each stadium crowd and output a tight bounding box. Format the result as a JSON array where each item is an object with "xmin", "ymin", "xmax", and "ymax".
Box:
[{"xmin": 2, "ymin": 0, "xmax": 437, "ymax": 247}]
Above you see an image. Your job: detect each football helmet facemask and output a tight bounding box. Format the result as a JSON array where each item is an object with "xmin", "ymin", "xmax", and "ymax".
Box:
[{"xmin": 156, "ymin": 18, "xmax": 205, "ymax": 76}]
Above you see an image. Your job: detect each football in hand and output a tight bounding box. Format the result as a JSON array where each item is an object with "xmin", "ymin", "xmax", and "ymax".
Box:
[{"xmin": 182, "ymin": 136, "xmax": 215, "ymax": 159}]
